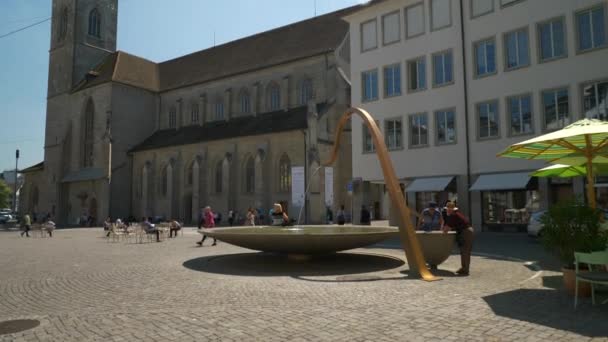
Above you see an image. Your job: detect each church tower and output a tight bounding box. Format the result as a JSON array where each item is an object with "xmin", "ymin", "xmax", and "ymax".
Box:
[
  {"xmin": 43, "ymin": 0, "xmax": 118, "ymax": 225},
  {"xmin": 47, "ymin": 0, "xmax": 117, "ymax": 97}
]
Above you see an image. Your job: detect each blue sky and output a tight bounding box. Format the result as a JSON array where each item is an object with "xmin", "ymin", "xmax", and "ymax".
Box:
[{"xmin": 0, "ymin": 0, "xmax": 363, "ymax": 172}]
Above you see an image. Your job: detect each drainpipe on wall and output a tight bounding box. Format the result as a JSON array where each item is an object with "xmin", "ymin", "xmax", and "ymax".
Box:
[{"xmin": 459, "ymin": 0, "xmax": 473, "ymax": 216}]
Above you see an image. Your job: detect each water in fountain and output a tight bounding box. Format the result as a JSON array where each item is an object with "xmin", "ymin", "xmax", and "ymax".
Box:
[{"xmin": 296, "ymin": 165, "xmax": 323, "ymax": 227}]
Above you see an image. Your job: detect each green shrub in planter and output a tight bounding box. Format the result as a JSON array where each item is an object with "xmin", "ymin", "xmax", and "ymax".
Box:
[{"xmin": 540, "ymin": 200, "xmax": 608, "ymax": 268}]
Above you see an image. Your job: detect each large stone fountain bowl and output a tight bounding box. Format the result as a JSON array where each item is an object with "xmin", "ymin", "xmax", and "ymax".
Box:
[
  {"xmin": 415, "ymin": 231, "xmax": 456, "ymax": 267},
  {"xmin": 199, "ymin": 225, "xmax": 399, "ymax": 255}
]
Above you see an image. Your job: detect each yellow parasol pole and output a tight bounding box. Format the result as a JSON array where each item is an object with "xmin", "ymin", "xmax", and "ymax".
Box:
[{"xmin": 585, "ymin": 134, "xmax": 597, "ymax": 209}]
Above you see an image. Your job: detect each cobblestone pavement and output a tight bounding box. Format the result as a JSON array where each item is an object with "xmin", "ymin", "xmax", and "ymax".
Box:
[{"xmin": 0, "ymin": 228, "xmax": 606, "ymax": 341}]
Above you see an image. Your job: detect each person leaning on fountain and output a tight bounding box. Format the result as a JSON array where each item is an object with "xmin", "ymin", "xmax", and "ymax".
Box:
[
  {"xmin": 271, "ymin": 203, "xmax": 289, "ymax": 226},
  {"xmin": 418, "ymin": 202, "xmax": 444, "ymax": 232},
  {"xmin": 441, "ymin": 201, "xmax": 474, "ymax": 276}
]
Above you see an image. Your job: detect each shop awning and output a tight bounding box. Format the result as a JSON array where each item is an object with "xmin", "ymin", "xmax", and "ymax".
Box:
[
  {"xmin": 405, "ymin": 176, "xmax": 454, "ymax": 192},
  {"xmin": 61, "ymin": 168, "xmax": 106, "ymax": 183},
  {"xmin": 469, "ymin": 172, "xmax": 532, "ymax": 191}
]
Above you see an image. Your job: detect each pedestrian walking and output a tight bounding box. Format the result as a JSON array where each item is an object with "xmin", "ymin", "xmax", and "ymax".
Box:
[
  {"xmin": 360, "ymin": 205, "xmax": 371, "ymax": 225},
  {"xmin": 336, "ymin": 205, "xmax": 346, "ymax": 225},
  {"xmin": 197, "ymin": 206, "xmax": 217, "ymax": 246},
  {"xmin": 21, "ymin": 213, "xmax": 31, "ymax": 237}
]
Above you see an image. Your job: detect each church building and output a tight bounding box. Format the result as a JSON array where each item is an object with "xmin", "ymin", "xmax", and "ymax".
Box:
[{"xmin": 20, "ymin": 0, "xmax": 355, "ymax": 226}]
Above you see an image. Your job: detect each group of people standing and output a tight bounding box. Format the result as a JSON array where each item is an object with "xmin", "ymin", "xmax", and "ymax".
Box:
[{"xmin": 418, "ymin": 200, "xmax": 474, "ymax": 276}]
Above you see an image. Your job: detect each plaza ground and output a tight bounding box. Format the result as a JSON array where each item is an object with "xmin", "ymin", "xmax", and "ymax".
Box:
[{"xmin": 0, "ymin": 227, "xmax": 606, "ymax": 341}]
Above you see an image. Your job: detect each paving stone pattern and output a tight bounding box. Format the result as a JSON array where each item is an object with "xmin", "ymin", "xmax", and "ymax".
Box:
[{"xmin": 0, "ymin": 228, "xmax": 606, "ymax": 341}]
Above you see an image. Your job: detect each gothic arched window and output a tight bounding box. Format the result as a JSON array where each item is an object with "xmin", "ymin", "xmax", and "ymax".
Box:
[
  {"xmin": 215, "ymin": 161, "xmax": 223, "ymax": 193},
  {"xmin": 83, "ymin": 99, "xmax": 95, "ymax": 167},
  {"xmin": 168, "ymin": 107, "xmax": 176, "ymax": 128},
  {"xmin": 88, "ymin": 8, "xmax": 101, "ymax": 38},
  {"xmin": 160, "ymin": 165, "xmax": 168, "ymax": 197},
  {"xmin": 239, "ymin": 89, "xmax": 251, "ymax": 114},
  {"xmin": 279, "ymin": 154, "xmax": 291, "ymax": 192},
  {"xmin": 299, "ymin": 79, "xmax": 313, "ymax": 105},
  {"xmin": 186, "ymin": 162, "xmax": 194, "ymax": 186},
  {"xmin": 267, "ymin": 83, "xmax": 281, "ymax": 111},
  {"xmin": 214, "ymin": 100, "xmax": 224, "ymax": 120},
  {"xmin": 58, "ymin": 7, "xmax": 68, "ymax": 42},
  {"xmin": 245, "ymin": 157, "xmax": 255, "ymax": 193},
  {"xmin": 191, "ymin": 103, "xmax": 199, "ymax": 124}
]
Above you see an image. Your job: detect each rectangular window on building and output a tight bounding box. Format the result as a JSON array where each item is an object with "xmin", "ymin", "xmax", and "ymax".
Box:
[
  {"xmin": 362, "ymin": 70, "xmax": 379, "ymax": 102},
  {"xmin": 435, "ymin": 109, "xmax": 456, "ymax": 144},
  {"xmin": 214, "ymin": 102, "xmax": 224, "ymax": 121},
  {"xmin": 538, "ymin": 17, "xmax": 566, "ymax": 62},
  {"xmin": 504, "ymin": 28, "xmax": 530, "ymax": 70},
  {"xmin": 382, "ymin": 11, "xmax": 401, "ymax": 45},
  {"xmin": 477, "ymin": 101, "xmax": 499, "ymax": 139},
  {"xmin": 576, "ymin": 5, "xmax": 607, "ymax": 52},
  {"xmin": 582, "ymin": 80, "xmax": 608, "ymax": 121},
  {"xmin": 471, "ymin": 0, "xmax": 493, "ymax": 18},
  {"xmin": 405, "ymin": 3, "xmax": 425, "ymax": 38},
  {"xmin": 361, "ymin": 19, "xmax": 378, "ymax": 52},
  {"xmin": 385, "ymin": 118, "xmax": 403, "ymax": 150},
  {"xmin": 508, "ymin": 94, "xmax": 533, "ymax": 135},
  {"xmin": 407, "ymin": 57, "xmax": 426, "ymax": 92},
  {"xmin": 542, "ymin": 88, "xmax": 569, "ymax": 131},
  {"xmin": 431, "ymin": 0, "xmax": 451, "ymax": 31},
  {"xmin": 432, "ymin": 50, "xmax": 454, "ymax": 87},
  {"xmin": 363, "ymin": 123, "xmax": 375, "ymax": 153},
  {"xmin": 383, "ymin": 64, "xmax": 402, "ymax": 97},
  {"xmin": 474, "ymin": 38, "xmax": 497, "ymax": 77},
  {"xmin": 409, "ymin": 113, "xmax": 429, "ymax": 147}
]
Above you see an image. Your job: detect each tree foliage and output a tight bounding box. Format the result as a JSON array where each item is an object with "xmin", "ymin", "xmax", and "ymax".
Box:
[
  {"xmin": 0, "ymin": 179, "xmax": 10, "ymax": 209},
  {"xmin": 540, "ymin": 199, "xmax": 608, "ymax": 267}
]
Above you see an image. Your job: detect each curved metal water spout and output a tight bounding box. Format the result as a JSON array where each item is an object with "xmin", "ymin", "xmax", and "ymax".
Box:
[{"xmin": 323, "ymin": 107, "xmax": 438, "ymax": 281}]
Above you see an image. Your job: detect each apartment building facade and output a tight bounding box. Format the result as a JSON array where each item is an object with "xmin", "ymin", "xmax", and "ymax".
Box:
[{"xmin": 345, "ymin": 0, "xmax": 608, "ymax": 231}]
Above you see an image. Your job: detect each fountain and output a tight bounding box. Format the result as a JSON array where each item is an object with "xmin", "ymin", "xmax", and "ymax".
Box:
[{"xmin": 202, "ymin": 107, "xmax": 455, "ymax": 281}]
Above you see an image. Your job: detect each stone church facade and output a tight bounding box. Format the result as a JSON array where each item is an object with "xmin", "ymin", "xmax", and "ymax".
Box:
[{"xmin": 21, "ymin": 0, "xmax": 354, "ymax": 226}]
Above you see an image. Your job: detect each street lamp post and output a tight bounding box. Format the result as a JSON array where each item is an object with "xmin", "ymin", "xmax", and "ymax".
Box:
[{"xmin": 13, "ymin": 149, "xmax": 19, "ymax": 213}]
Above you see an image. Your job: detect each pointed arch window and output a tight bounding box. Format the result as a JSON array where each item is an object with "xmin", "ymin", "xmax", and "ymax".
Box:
[
  {"xmin": 191, "ymin": 103, "xmax": 199, "ymax": 124},
  {"xmin": 215, "ymin": 161, "xmax": 223, "ymax": 193},
  {"xmin": 279, "ymin": 154, "xmax": 291, "ymax": 192},
  {"xmin": 299, "ymin": 79, "xmax": 313, "ymax": 105},
  {"xmin": 214, "ymin": 100, "xmax": 224, "ymax": 120},
  {"xmin": 88, "ymin": 8, "xmax": 101, "ymax": 38},
  {"xmin": 186, "ymin": 162, "xmax": 194, "ymax": 186},
  {"xmin": 58, "ymin": 7, "xmax": 68, "ymax": 42},
  {"xmin": 239, "ymin": 90, "xmax": 251, "ymax": 114},
  {"xmin": 160, "ymin": 165, "xmax": 168, "ymax": 197},
  {"xmin": 83, "ymin": 99, "xmax": 95, "ymax": 167},
  {"xmin": 267, "ymin": 83, "xmax": 281, "ymax": 111},
  {"xmin": 245, "ymin": 157, "xmax": 255, "ymax": 193},
  {"xmin": 168, "ymin": 107, "xmax": 177, "ymax": 128}
]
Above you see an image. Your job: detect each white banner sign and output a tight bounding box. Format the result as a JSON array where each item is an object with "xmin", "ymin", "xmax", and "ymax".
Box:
[
  {"xmin": 324, "ymin": 167, "xmax": 334, "ymax": 207},
  {"xmin": 291, "ymin": 166, "xmax": 305, "ymax": 207}
]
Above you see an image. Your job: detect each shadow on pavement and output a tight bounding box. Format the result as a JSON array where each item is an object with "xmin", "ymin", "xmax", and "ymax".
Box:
[
  {"xmin": 371, "ymin": 233, "xmax": 562, "ymax": 272},
  {"xmin": 182, "ymin": 252, "xmax": 405, "ymax": 277},
  {"xmin": 483, "ymin": 288, "xmax": 608, "ymax": 337}
]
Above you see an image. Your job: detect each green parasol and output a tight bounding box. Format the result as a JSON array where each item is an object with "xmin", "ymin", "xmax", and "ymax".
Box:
[
  {"xmin": 499, "ymin": 119, "xmax": 608, "ymax": 208},
  {"xmin": 531, "ymin": 163, "xmax": 608, "ymax": 178}
]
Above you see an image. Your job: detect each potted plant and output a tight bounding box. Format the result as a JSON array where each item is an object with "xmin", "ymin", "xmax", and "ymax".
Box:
[{"xmin": 540, "ymin": 200, "xmax": 608, "ymax": 296}]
